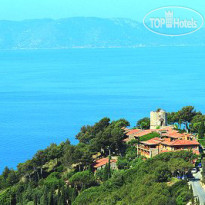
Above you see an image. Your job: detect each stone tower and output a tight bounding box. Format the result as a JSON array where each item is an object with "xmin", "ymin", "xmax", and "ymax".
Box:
[{"xmin": 150, "ymin": 109, "xmax": 167, "ymax": 129}]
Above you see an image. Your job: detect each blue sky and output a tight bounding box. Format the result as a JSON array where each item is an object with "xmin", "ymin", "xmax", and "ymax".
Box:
[{"xmin": 0, "ymin": 0, "xmax": 204, "ymax": 21}]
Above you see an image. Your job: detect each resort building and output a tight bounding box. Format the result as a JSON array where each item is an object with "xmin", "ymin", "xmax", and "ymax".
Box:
[
  {"xmin": 93, "ymin": 158, "xmax": 117, "ymax": 171},
  {"xmin": 123, "ymin": 109, "xmax": 200, "ymax": 158},
  {"xmin": 137, "ymin": 137, "xmax": 200, "ymax": 158}
]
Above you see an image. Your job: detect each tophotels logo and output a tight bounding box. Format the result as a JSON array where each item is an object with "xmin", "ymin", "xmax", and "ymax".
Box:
[{"xmin": 143, "ymin": 6, "xmax": 204, "ymax": 36}]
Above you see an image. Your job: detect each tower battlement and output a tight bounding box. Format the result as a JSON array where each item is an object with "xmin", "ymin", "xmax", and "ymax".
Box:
[{"xmin": 150, "ymin": 109, "xmax": 167, "ymax": 129}]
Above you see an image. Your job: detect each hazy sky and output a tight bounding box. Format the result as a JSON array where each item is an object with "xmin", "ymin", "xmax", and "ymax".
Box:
[{"xmin": 0, "ymin": 0, "xmax": 204, "ymax": 21}]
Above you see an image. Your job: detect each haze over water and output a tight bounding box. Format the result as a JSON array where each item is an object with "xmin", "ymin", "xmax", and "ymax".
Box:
[{"xmin": 0, "ymin": 47, "xmax": 204, "ymax": 172}]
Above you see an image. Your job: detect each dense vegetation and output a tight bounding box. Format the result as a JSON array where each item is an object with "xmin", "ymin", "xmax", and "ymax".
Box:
[
  {"xmin": 74, "ymin": 151, "xmax": 195, "ymax": 205},
  {"xmin": 0, "ymin": 118, "xmax": 130, "ymax": 205},
  {"xmin": 167, "ymin": 106, "xmax": 204, "ymax": 133},
  {"xmin": 0, "ymin": 106, "xmax": 203, "ymax": 205}
]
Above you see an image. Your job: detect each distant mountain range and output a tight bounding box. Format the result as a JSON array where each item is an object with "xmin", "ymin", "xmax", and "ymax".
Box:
[{"xmin": 0, "ymin": 17, "xmax": 204, "ymax": 49}]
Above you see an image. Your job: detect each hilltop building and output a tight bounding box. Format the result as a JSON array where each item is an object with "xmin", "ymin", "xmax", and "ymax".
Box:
[
  {"xmin": 137, "ymin": 137, "xmax": 199, "ymax": 158},
  {"xmin": 150, "ymin": 109, "xmax": 167, "ymax": 129},
  {"xmin": 122, "ymin": 109, "xmax": 200, "ymax": 158}
]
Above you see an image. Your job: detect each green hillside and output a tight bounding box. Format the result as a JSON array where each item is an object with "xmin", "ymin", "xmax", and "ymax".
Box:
[{"xmin": 0, "ymin": 105, "xmax": 204, "ymax": 205}]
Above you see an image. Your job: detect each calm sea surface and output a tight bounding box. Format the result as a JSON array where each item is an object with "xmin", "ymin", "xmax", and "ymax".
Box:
[{"xmin": 0, "ymin": 47, "xmax": 205, "ymax": 171}]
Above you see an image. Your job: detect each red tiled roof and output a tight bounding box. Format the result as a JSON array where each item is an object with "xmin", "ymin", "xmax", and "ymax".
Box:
[
  {"xmin": 141, "ymin": 137, "xmax": 162, "ymax": 145},
  {"xmin": 162, "ymin": 139, "xmax": 199, "ymax": 146},
  {"xmin": 134, "ymin": 130, "xmax": 154, "ymax": 137},
  {"xmin": 126, "ymin": 129, "xmax": 141, "ymax": 135},
  {"xmin": 159, "ymin": 127, "xmax": 195, "ymax": 140},
  {"xmin": 161, "ymin": 130, "xmax": 184, "ymax": 138},
  {"xmin": 93, "ymin": 158, "xmax": 117, "ymax": 168},
  {"xmin": 161, "ymin": 141, "xmax": 173, "ymax": 145},
  {"xmin": 170, "ymin": 139, "xmax": 199, "ymax": 146}
]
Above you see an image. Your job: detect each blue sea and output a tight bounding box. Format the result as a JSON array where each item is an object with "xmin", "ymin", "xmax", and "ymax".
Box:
[{"xmin": 0, "ymin": 47, "xmax": 205, "ymax": 172}]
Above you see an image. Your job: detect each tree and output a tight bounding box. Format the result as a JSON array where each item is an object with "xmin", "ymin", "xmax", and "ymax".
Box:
[
  {"xmin": 34, "ymin": 194, "xmax": 38, "ymax": 205},
  {"xmin": 103, "ymin": 163, "xmax": 110, "ymax": 181},
  {"xmin": 168, "ymin": 158, "xmax": 193, "ymax": 177},
  {"xmin": 63, "ymin": 144, "xmax": 76, "ymax": 167},
  {"xmin": 7, "ymin": 170, "xmax": 18, "ymax": 186},
  {"xmin": 168, "ymin": 106, "xmax": 200, "ymax": 125},
  {"xmin": 117, "ymin": 157, "xmax": 129, "ymax": 169},
  {"xmin": 69, "ymin": 171, "xmax": 96, "ymax": 191},
  {"xmin": 42, "ymin": 186, "xmax": 49, "ymax": 205},
  {"xmin": 190, "ymin": 114, "xmax": 205, "ymax": 132},
  {"xmin": 76, "ymin": 118, "xmax": 111, "ymax": 144},
  {"xmin": 167, "ymin": 112, "xmax": 179, "ymax": 124},
  {"xmin": 44, "ymin": 172, "xmax": 62, "ymax": 189},
  {"xmin": 198, "ymin": 121, "xmax": 205, "ymax": 139},
  {"xmin": 2, "ymin": 167, "xmax": 11, "ymax": 180},
  {"xmin": 49, "ymin": 189, "xmax": 54, "ymax": 205},
  {"xmin": 178, "ymin": 106, "xmax": 197, "ymax": 122},
  {"xmin": 10, "ymin": 192, "xmax": 17, "ymax": 205},
  {"xmin": 136, "ymin": 117, "xmax": 150, "ymax": 129}
]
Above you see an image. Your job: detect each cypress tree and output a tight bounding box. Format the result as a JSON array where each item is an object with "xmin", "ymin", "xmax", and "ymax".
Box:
[
  {"xmin": 49, "ymin": 190, "xmax": 54, "ymax": 205},
  {"xmin": 108, "ymin": 157, "xmax": 111, "ymax": 179},
  {"xmin": 65, "ymin": 185, "xmax": 71, "ymax": 205},
  {"xmin": 34, "ymin": 194, "xmax": 38, "ymax": 205},
  {"xmin": 57, "ymin": 183, "xmax": 61, "ymax": 202},
  {"xmin": 43, "ymin": 187, "xmax": 49, "ymax": 205},
  {"xmin": 103, "ymin": 164, "xmax": 109, "ymax": 181},
  {"xmin": 198, "ymin": 121, "xmax": 205, "ymax": 139},
  {"xmin": 58, "ymin": 196, "xmax": 64, "ymax": 205},
  {"xmin": 61, "ymin": 185, "xmax": 67, "ymax": 205},
  {"xmin": 10, "ymin": 193, "xmax": 16, "ymax": 205}
]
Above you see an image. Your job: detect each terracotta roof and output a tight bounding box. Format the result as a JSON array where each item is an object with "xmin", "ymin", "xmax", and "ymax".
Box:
[
  {"xmin": 170, "ymin": 139, "xmax": 199, "ymax": 146},
  {"xmin": 126, "ymin": 129, "xmax": 141, "ymax": 135},
  {"xmin": 159, "ymin": 127, "xmax": 195, "ymax": 140},
  {"xmin": 162, "ymin": 139, "xmax": 199, "ymax": 146},
  {"xmin": 134, "ymin": 130, "xmax": 154, "ymax": 137},
  {"xmin": 141, "ymin": 137, "xmax": 162, "ymax": 145},
  {"xmin": 161, "ymin": 141, "xmax": 173, "ymax": 145},
  {"xmin": 93, "ymin": 158, "xmax": 117, "ymax": 168}
]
